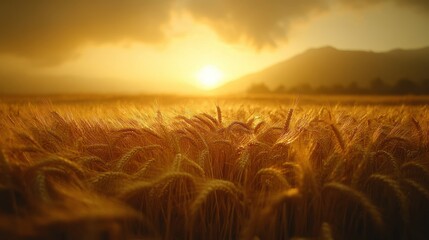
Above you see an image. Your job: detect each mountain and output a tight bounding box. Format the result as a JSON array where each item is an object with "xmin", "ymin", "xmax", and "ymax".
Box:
[{"xmin": 215, "ymin": 46, "xmax": 429, "ymax": 94}]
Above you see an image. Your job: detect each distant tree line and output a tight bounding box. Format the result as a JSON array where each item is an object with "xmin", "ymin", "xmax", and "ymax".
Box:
[{"xmin": 247, "ymin": 78, "xmax": 429, "ymax": 95}]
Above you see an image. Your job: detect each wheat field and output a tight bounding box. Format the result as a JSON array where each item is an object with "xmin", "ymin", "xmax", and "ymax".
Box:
[{"xmin": 0, "ymin": 96, "xmax": 428, "ymax": 240}]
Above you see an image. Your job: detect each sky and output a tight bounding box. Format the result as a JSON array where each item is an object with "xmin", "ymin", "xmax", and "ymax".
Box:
[{"xmin": 0, "ymin": 0, "xmax": 429, "ymax": 94}]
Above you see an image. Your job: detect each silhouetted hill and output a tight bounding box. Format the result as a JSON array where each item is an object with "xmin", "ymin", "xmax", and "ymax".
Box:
[{"xmin": 216, "ymin": 46, "xmax": 429, "ymax": 94}]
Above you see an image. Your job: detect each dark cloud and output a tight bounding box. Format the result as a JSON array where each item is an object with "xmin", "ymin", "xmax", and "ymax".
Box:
[
  {"xmin": 337, "ymin": 0, "xmax": 385, "ymax": 9},
  {"xmin": 339, "ymin": 0, "xmax": 429, "ymax": 10},
  {"xmin": 185, "ymin": 0, "xmax": 329, "ymax": 48},
  {"xmin": 185, "ymin": 0, "xmax": 429, "ymax": 48},
  {"xmin": 0, "ymin": 0, "xmax": 428, "ymax": 64},
  {"xmin": 393, "ymin": 0, "xmax": 429, "ymax": 11},
  {"xmin": 0, "ymin": 0, "xmax": 175, "ymax": 64}
]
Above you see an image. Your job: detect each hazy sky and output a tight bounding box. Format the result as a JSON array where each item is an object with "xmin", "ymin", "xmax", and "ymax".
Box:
[{"xmin": 1, "ymin": 0, "xmax": 429, "ymax": 94}]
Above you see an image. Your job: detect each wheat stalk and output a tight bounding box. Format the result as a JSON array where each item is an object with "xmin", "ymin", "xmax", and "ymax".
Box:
[
  {"xmin": 254, "ymin": 121, "xmax": 266, "ymax": 134},
  {"xmin": 216, "ymin": 105, "xmax": 222, "ymax": 125},
  {"xmin": 366, "ymin": 174, "xmax": 409, "ymax": 225},
  {"xmin": 134, "ymin": 158, "xmax": 157, "ymax": 179},
  {"xmin": 194, "ymin": 115, "xmax": 217, "ymax": 131},
  {"xmin": 27, "ymin": 156, "xmax": 84, "ymax": 179},
  {"xmin": 411, "ymin": 117, "xmax": 424, "ymax": 146},
  {"xmin": 320, "ymin": 222, "xmax": 334, "ymax": 240},
  {"xmin": 284, "ymin": 108, "xmax": 294, "ymax": 133},
  {"xmin": 114, "ymin": 145, "xmax": 162, "ymax": 171},
  {"xmin": 323, "ymin": 182, "xmax": 384, "ymax": 233},
  {"xmin": 191, "ymin": 179, "xmax": 241, "ymax": 216},
  {"xmin": 254, "ymin": 167, "xmax": 291, "ymax": 189},
  {"xmin": 34, "ymin": 170, "xmax": 50, "ymax": 202},
  {"xmin": 401, "ymin": 161, "xmax": 429, "ymax": 185},
  {"xmin": 330, "ymin": 124, "xmax": 345, "ymax": 151}
]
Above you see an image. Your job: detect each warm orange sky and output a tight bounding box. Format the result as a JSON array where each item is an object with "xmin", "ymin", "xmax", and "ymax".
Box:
[{"xmin": 0, "ymin": 0, "xmax": 429, "ymax": 94}]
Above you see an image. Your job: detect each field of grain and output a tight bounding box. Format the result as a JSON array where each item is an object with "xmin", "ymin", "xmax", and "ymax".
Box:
[{"xmin": 0, "ymin": 96, "xmax": 428, "ymax": 240}]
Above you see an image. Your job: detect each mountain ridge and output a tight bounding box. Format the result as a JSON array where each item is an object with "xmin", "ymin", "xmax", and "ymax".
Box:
[{"xmin": 215, "ymin": 46, "xmax": 429, "ymax": 94}]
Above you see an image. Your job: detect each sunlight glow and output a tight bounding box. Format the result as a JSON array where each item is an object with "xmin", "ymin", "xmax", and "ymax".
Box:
[{"xmin": 197, "ymin": 65, "xmax": 223, "ymax": 89}]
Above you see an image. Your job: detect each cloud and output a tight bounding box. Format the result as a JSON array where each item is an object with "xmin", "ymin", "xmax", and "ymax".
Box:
[
  {"xmin": 0, "ymin": 0, "xmax": 428, "ymax": 64},
  {"xmin": 185, "ymin": 0, "xmax": 329, "ymax": 48},
  {"xmin": 185, "ymin": 0, "xmax": 429, "ymax": 48},
  {"xmin": 0, "ymin": 0, "xmax": 175, "ymax": 64},
  {"xmin": 339, "ymin": 0, "xmax": 429, "ymax": 10},
  {"xmin": 188, "ymin": 0, "xmax": 429, "ymax": 48},
  {"xmin": 392, "ymin": 0, "xmax": 429, "ymax": 11}
]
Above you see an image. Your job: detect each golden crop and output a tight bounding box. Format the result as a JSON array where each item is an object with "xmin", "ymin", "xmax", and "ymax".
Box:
[{"xmin": 0, "ymin": 98, "xmax": 428, "ymax": 239}]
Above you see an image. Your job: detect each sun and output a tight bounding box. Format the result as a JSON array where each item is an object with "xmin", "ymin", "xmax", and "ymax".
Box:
[{"xmin": 196, "ymin": 65, "xmax": 223, "ymax": 89}]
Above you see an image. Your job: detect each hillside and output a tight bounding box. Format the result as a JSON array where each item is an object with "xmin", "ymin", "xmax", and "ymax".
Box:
[{"xmin": 216, "ymin": 46, "xmax": 429, "ymax": 94}]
